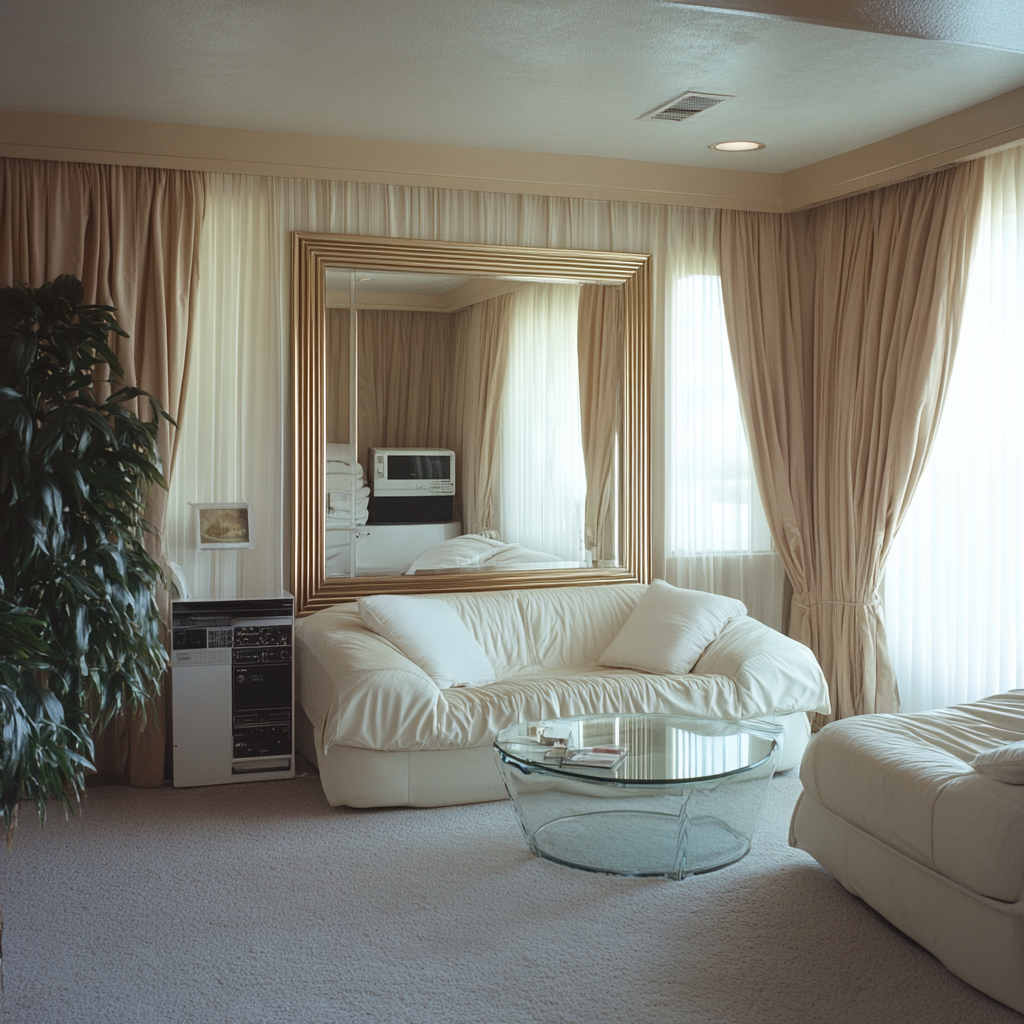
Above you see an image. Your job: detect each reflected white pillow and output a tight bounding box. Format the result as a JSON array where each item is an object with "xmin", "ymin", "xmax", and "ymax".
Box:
[
  {"xmin": 404, "ymin": 534, "xmax": 512, "ymax": 574},
  {"xmin": 357, "ymin": 594, "xmax": 495, "ymax": 689},
  {"xmin": 970, "ymin": 741, "xmax": 1024, "ymax": 784},
  {"xmin": 598, "ymin": 579, "xmax": 747, "ymax": 675}
]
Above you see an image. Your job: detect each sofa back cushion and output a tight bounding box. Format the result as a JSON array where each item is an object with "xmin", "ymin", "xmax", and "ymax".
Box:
[
  {"xmin": 358, "ymin": 595, "xmax": 496, "ymax": 688},
  {"xmin": 598, "ymin": 580, "xmax": 747, "ymax": 676},
  {"xmin": 433, "ymin": 583, "xmax": 646, "ymax": 678}
]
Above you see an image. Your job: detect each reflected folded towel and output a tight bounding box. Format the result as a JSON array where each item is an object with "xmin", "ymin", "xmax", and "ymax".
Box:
[
  {"xmin": 326, "ymin": 442, "xmax": 357, "ymax": 464},
  {"xmin": 327, "ymin": 468, "xmax": 366, "ymax": 487},
  {"xmin": 328, "ymin": 487, "xmax": 370, "ymax": 512},
  {"xmin": 326, "ymin": 508, "xmax": 369, "ymax": 526}
]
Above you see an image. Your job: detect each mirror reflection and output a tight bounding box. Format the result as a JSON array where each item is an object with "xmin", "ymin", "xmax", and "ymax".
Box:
[{"xmin": 323, "ymin": 268, "xmax": 625, "ymax": 578}]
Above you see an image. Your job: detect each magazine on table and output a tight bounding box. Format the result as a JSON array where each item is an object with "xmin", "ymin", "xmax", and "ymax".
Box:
[{"xmin": 545, "ymin": 745, "xmax": 628, "ymax": 769}]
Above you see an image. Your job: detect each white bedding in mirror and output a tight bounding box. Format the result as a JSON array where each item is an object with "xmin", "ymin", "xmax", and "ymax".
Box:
[{"xmin": 403, "ymin": 533, "xmax": 587, "ymax": 575}]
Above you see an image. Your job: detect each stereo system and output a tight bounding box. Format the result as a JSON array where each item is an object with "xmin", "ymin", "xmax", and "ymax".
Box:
[{"xmin": 170, "ymin": 596, "xmax": 295, "ymax": 787}]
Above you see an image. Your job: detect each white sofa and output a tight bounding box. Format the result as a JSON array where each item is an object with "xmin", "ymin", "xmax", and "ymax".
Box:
[
  {"xmin": 295, "ymin": 582, "xmax": 831, "ymax": 808},
  {"xmin": 789, "ymin": 690, "xmax": 1024, "ymax": 1014}
]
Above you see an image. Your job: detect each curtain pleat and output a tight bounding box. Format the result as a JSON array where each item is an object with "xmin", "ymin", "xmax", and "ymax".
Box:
[
  {"xmin": 577, "ymin": 285, "xmax": 623, "ymax": 564},
  {"xmin": 0, "ymin": 156, "xmax": 206, "ymax": 784},
  {"xmin": 719, "ymin": 162, "xmax": 984, "ymax": 725},
  {"xmin": 454, "ymin": 293, "xmax": 514, "ymax": 535},
  {"xmin": 325, "ymin": 308, "xmax": 351, "ymax": 445}
]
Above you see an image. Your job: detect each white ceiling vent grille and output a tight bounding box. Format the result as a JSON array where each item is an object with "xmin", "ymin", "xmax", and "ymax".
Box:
[{"xmin": 640, "ymin": 92, "xmax": 733, "ymax": 122}]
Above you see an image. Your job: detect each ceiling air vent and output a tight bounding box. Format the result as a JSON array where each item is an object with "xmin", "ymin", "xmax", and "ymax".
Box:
[{"xmin": 639, "ymin": 92, "xmax": 733, "ymax": 122}]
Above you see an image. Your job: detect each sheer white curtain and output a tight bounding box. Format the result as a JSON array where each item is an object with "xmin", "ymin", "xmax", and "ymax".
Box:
[
  {"xmin": 497, "ymin": 284, "xmax": 586, "ymax": 561},
  {"xmin": 885, "ymin": 145, "xmax": 1024, "ymax": 712},
  {"xmin": 664, "ymin": 273, "xmax": 786, "ymax": 630},
  {"xmin": 167, "ymin": 173, "xmax": 735, "ymax": 601},
  {"xmin": 166, "ymin": 172, "xmax": 288, "ymax": 599}
]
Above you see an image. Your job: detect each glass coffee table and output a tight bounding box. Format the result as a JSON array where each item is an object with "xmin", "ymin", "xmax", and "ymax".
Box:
[{"xmin": 494, "ymin": 713, "xmax": 779, "ymax": 880}]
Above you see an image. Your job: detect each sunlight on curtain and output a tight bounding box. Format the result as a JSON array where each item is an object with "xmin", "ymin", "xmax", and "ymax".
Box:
[
  {"xmin": 498, "ymin": 284, "xmax": 587, "ymax": 562},
  {"xmin": 665, "ymin": 274, "xmax": 786, "ymax": 630},
  {"xmin": 167, "ymin": 174, "xmax": 722, "ymax": 597},
  {"xmin": 166, "ymin": 173, "xmax": 288, "ymax": 599},
  {"xmin": 885, "ymin": 146, "xmax": 1024, "ymax": 712}
]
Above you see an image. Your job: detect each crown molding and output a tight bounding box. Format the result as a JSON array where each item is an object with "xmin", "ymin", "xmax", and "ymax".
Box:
[
  {"xmin": 781, "ymin": 85, "xmax": 1024, "ymax": 210},
  {"xmin": 2, "ymin": 87, "xmax": 1023, "ymax": 214},
  {"xmin": 0, "ymin": 109, "xmax": 783, "ymax": 212}
]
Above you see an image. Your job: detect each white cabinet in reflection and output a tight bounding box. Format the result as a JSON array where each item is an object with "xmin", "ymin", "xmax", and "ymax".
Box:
[{"xmin": 326, "ymin": 521, "xmax": 461, "ymax": 577}]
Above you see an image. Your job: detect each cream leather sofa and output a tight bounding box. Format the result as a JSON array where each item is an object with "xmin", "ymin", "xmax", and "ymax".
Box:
[
  {"xmin": 790, "ymin": 690, "xmax": 1024, "ymax": 1013},
  {"xmin": 295, "ymin": 582, "xmax": 831, "ymax": 809}
]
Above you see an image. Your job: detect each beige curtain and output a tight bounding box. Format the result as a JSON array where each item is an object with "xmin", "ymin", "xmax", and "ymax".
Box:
[
  {"xmin": 454, "ymin": 294, "xmax": 514, "ymax": 534},
  {"xmin": 325, "ymin": 308, "xmax": 351, "ymax": 444},
  {"xmin": 719, "ymin": 162, "xmax": 983, "ymax": 725},
  {"xmin": 0, "ymin": 157, "xmax": 206, "ymax": 784},
  {"xmin": 577, "ymin": 284, "xmax": 624, "ymax": 564}
]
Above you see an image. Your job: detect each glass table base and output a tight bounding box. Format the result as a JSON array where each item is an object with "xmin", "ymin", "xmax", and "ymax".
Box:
[{"xmin": 527, "ymin": 809, "xmax": 751, "ymax": 880}]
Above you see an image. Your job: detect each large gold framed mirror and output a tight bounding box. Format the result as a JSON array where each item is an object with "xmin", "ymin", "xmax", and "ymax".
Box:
[{"xmin": 292, "ymin": 232, "xmax": 651, "ymax": 616}]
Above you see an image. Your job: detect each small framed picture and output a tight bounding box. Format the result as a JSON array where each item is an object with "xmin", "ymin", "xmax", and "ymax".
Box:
[{"xmin": 193, "ymin": 502, "xmax": 255, "ymax": 550}]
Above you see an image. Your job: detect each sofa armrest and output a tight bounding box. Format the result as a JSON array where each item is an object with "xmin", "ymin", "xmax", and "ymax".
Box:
[
  {"xmin": 692, "ymin": 616, "xmax": 831, "ymax": 716},
  {"xmin": 295, "ymin": 605, "xmax": 443, "ymax": 753}
]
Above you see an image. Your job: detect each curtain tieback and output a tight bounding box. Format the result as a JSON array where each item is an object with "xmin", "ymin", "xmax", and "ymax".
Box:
[{"xmin": 792, "ymin": 596, "xmax": 880, "ymax": 609}]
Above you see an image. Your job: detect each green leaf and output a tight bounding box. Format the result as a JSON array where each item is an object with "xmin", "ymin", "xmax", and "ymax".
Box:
[{"xmin": 0, "ymin": 276, "xmax": 168, "ymax": 838}]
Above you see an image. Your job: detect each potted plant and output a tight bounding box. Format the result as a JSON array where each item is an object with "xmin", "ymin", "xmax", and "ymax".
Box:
[{"xmin": 0, "ymin": 274, "xmax": 170, "ymax": 834}]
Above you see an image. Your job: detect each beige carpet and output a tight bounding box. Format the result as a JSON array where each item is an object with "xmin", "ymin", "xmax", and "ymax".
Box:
[{"xmin": 0, "ymin": 768, "xmax": 1020, "ymax": 1024}]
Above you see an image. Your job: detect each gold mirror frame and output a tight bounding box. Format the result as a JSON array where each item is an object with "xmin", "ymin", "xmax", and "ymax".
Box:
[{"xmin": 292, "ymin": 232, "xmax": 651, "ymax": 616}]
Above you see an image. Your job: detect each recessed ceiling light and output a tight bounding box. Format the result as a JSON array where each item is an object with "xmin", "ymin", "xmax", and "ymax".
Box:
[{"xmin": 711, "ymin": 141, "xmax": 765, "ymax": 152}]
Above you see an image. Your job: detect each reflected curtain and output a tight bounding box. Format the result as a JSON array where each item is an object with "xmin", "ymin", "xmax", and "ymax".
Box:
[
  {"xmin": 499, "ymin": 283, "xmax": 586, "ymax": 561},
  {"xmin": 454, "ymin": 293, "xmax": 514, "ymax": 534},
  {"xmin": 577, "ymin": 284, "xmax": 623, "ymax": 564},
  {"xmin": 325, "ymin": 308, "xmax": 351, "ymax": 444},
  {"xmin": 357, "ymin": 309, "xmax": 458, "ymax": 452},
  {"xmin": 0, "ymin": 156, "xmax": 206, "ymax": 784},
  {"xmin": 719, "ymin": 162, "xmax": 984, "ymax": 725}
]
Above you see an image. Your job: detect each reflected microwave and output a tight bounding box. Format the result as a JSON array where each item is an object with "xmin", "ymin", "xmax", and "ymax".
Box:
[{"xmin": 369, "ymin": 448, "xmax": 455, "ymax": 496}]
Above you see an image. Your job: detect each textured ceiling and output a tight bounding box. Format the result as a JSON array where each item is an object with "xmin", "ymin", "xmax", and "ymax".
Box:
[{"xmin": 2, "ymin": 0, "xmax": 1023, "ymax": 174}]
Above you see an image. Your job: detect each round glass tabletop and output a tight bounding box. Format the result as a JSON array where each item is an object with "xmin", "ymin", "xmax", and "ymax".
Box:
[{"xmin": 494, "ymin": 712, "xmax": 777, "ymax": 787}]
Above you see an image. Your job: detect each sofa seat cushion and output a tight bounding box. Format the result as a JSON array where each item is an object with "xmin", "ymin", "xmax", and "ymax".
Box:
[{"xmin": 799, "ymin": 690, "xmax": 1024, "ymax": 902}]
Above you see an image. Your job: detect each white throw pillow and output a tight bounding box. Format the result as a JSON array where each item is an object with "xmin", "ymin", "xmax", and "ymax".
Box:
[
  {"xmin": 970, "ymin": 741, "xmax": 1024, "ymax": 784},
  {"xmin": 357, "ymin": 595, "xmax": 496, "ymax": 688},
  {"xmin": 598, "ymin": 579, "xmax": 747, "ymax": 675}
]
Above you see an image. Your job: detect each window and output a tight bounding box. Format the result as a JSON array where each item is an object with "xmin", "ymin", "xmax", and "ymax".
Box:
[
  {"xmin": 665, "ymin": 274, "xmax": 785, "ymax": 629},
  {"xmin": 884, "ymin": 146, "xmax": 1024, "ymax": 712}
]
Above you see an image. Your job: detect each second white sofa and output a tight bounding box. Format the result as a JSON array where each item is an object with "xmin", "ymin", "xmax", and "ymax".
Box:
[{"xmin": 295, "ymin": 581, "xmax": 831, "ymax": 808}]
